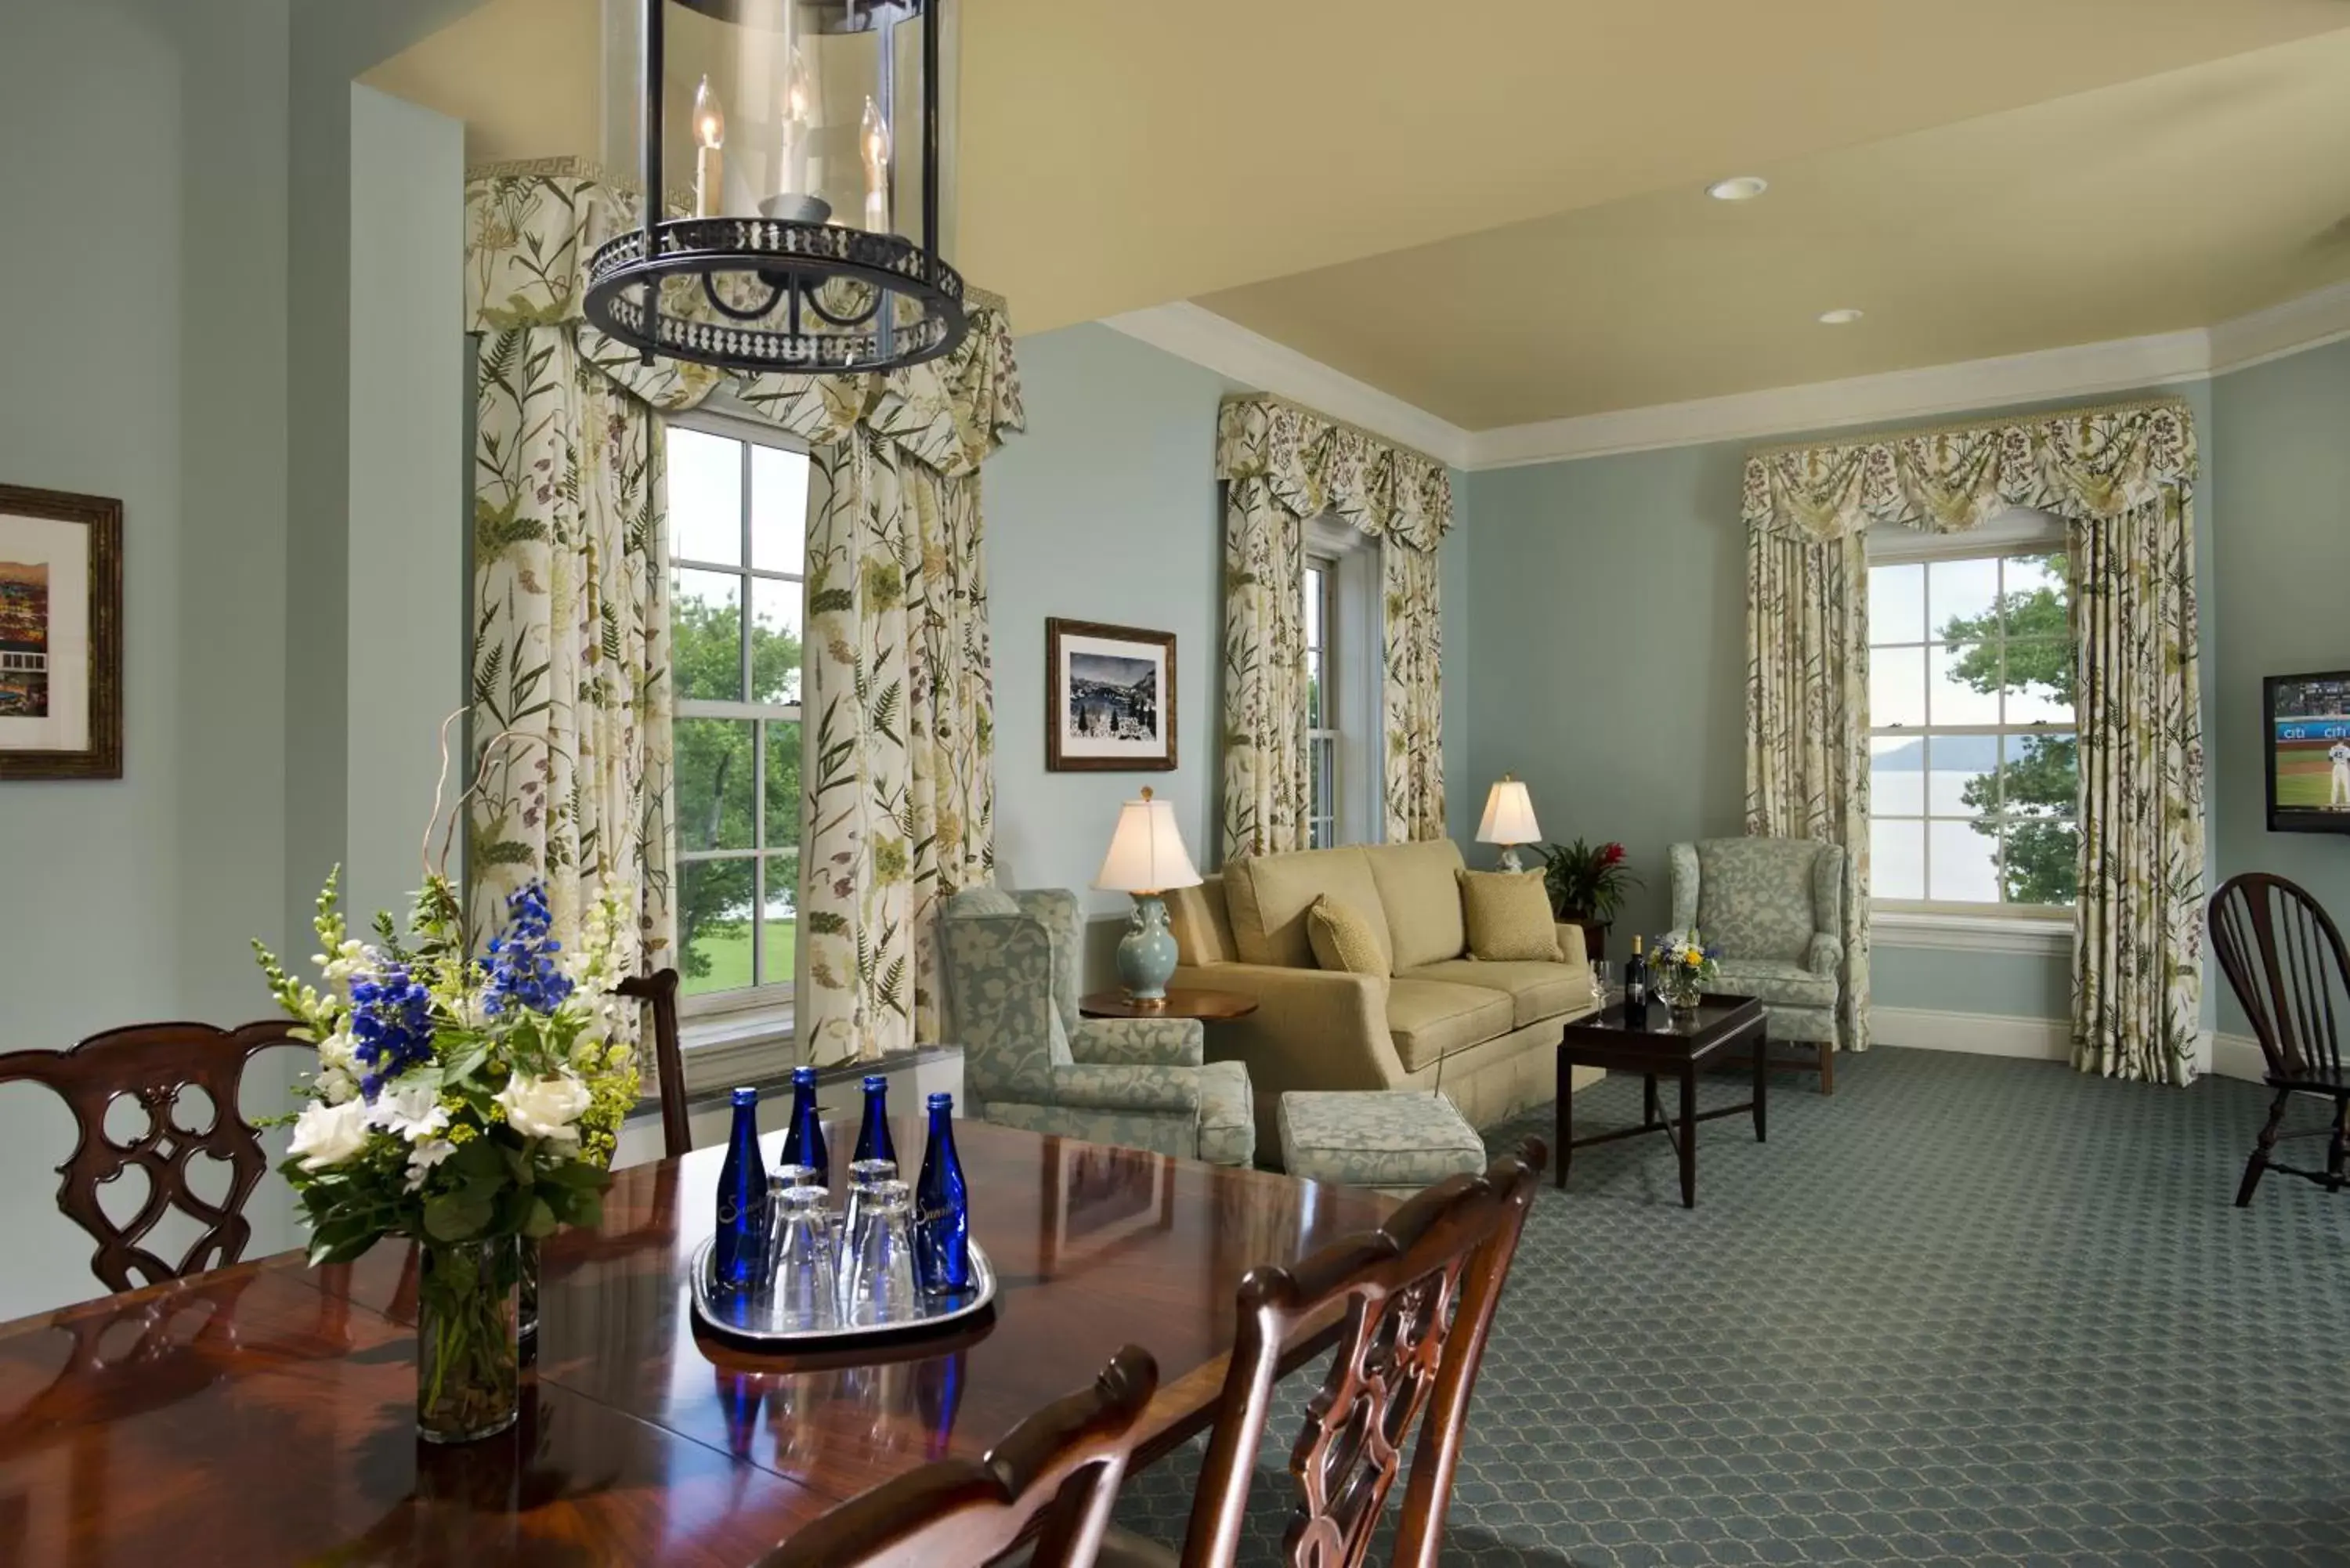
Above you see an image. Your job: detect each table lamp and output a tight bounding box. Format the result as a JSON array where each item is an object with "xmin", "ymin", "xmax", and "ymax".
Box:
[
  {"xmin": 1477, "ymin": 775, "xmax": 1542, "ymax": 873},
  {"xmin": 1092, "ymin": 786, "xmax": 1202, "ymax": 1006}
]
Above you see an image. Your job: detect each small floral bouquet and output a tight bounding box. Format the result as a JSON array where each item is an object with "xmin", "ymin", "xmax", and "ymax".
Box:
[
  {"xmin": 1650, "ymin": 927, "xmax": 1721, "ymax": 1013},
  {"xmin": 1536, "ymin": 838, "xmax": 1641, "ymax": 924},
  {"xmin": 255, "ymin": 869, "xmax": 638, "ymax": 1442}
]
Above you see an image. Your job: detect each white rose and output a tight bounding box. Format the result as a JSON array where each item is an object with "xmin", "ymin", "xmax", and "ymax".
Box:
[
  {"xmin": 369, "ymin": 1082, "xmax": 450, "ymax": 1143},
  {"xmin": 288, "ymin": 1097, "xmax": 373, "ymax": 1170},
  {"xmin": 496, "ymin": 1071, "xmax": 593, "ymax": 1141}
]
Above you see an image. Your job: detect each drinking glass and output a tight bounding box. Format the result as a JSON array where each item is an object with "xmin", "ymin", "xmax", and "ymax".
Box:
[
  {"xmin": 1589, "ymin": 959, "xmax": 1614, "ymax": 1009},
  {"xmin": 841, "ymin": 1180, "xmax": 920, "ymax": 1327},
  {"xmin": 773, "ymin": 1162, "xmax": 823, "ymax": 1193},
  {"xmin": 842, "ymin": 1159, "xmax": 898, "ymax": 1254},
  {"xmin": 768, "ymin": 1184, "xmax": 838, "ymax": 1332}
]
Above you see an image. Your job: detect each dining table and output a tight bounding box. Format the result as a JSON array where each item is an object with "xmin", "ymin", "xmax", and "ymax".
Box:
[{"xmin": 0, "ymin": 1116, "xmax": 1394, "ymax": 1566}]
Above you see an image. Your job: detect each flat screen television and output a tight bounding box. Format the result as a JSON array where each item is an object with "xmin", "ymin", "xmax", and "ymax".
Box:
[{"xmin": 2265, "ymin": 671, "xmax": 2350, "ymax": 833}]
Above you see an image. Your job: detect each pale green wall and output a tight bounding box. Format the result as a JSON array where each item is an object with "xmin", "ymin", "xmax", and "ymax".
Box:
[
  {"xmin": 1459, "ymin": 381, "xmax": 2222, "ymax": 1027},
  {"xmin": 2210, "ymin": 337, "xmax": 2350, "ymax": 1033}
]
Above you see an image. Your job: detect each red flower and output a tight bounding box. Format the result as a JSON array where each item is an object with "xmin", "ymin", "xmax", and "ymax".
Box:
[{"xmin": 1601, "ymin": 842, "xmax": 1626, "ymax": 865}]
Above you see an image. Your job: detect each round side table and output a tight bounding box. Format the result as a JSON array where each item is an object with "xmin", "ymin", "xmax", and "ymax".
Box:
[{"xmin": 1078, "ymin": 988, "xmax": 1260, "ymax": 1022}]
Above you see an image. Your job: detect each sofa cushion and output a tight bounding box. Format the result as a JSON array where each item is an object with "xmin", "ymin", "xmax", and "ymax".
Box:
[
  {"xmin": 1366, "ymin": 840, "xmax": 1469, "ymax": 970},
  {"xmin": 1456, "ymin": 870, "xmax": 1563, "ymax": 963},
  {"xmin": 1401, "ymin": 959, "xmax": 1592, "ymax": 1029},
  {"xmin": 1197, "ymin": 1060, "xmax": 1255, "ymax": 1167},
  {"xmin": 1226, "ymin": 847, "xmax": 1390, "ymax": 970},
  {"xmin": 1713, "ymin": 958, "xmax": 1838, "ymax": 1010},
  {"xmin": 1384, "ymin": 978, "xmax": 1514, "ymax": 1073},
  {"xmin": 1166, "ymin": 879, "xmax": 1235, "ymax": 966},
  {"xmin": 1307, "ymin": 895, "xmax": 1390, "ymax": 977},
  {"xmin": 1278, "ymin": 1090, "xmax": 1486, "ymax": 1191}
]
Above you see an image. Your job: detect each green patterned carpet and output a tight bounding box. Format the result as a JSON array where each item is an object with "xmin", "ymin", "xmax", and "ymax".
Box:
[{"xmin": 1115, "ymin": 1047, "xmax": 2350, "ymax": 1566}]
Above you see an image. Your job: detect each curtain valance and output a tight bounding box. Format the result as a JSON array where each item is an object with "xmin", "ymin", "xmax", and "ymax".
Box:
[
  {"xmin": 1214, "ymin": 396, "xmax": 1452, "ymax": 551},
  {"xmin": 466, "ymin": 165, "xmax": 1024, "ymax": 478},
  {"xmin": 1741, "ymin": 398, "xmax": 2196, "ymax": 542}
]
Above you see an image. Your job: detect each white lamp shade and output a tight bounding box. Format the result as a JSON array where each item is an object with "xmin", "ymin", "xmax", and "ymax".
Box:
[
  {"xmin": 1476, "ymin": 779, "xmax": 1542, "ymax": 846},
  {"xmin": 1093, "ymin": 794, "xmax": 1202, "ymax": 893}
]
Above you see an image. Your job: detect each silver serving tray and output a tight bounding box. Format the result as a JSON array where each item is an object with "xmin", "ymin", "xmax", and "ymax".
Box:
[{"xmin": 688, "ymin": 1234, "xmax": 997, "ymax": 1353}]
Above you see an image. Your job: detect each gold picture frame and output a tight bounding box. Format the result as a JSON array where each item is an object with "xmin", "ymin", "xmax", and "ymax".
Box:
[{"xmin": 0, "ymin": 485, "xmax": 122, "ymax": 781}]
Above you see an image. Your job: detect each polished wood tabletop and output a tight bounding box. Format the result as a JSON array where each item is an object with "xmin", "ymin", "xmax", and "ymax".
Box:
[
  {"xmin": 0, "ymin": 1117, "xmax": 1391, "ymax": 1566},
  {"xmin": 1076, "ymin": 988, "xmax": 1261, "ymax": 1022}
]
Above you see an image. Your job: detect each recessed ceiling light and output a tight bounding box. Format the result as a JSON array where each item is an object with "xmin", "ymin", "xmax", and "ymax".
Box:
[
  {"xmin": 1706, "ymin": 175, "xmax": 1770, "ymax": 202},
  {"xmin": 1817, "ymin": 308, "xmax": 1865, "ymax": 325}
]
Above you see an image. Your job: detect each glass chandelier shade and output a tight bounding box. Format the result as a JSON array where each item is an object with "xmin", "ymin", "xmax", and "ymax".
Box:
[{"xmin": 586, "ymin": 0, "xmax": 967, "ymax": 375}]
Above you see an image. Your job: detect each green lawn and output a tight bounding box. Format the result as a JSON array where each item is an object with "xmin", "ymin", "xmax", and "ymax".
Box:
[{"xmin": 682, "ymin": 919, "xmax": 798, "ymax": 996}]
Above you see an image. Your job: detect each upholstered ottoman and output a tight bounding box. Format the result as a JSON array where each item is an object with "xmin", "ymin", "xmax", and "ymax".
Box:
[{"xmin": 1276, "ymin": 1090, "xmax": 1485, "ymax": 1198}]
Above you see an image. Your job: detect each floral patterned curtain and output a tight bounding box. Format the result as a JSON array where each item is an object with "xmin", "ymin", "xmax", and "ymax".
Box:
[
  {"xmin": 1741, "ymin": 398, "xmax": 2204, "ymax": 1085},
  {"xmin": 465, "ymin": 165, "xmax": 1023, "ymax": 1061},
  {"xmin": 1213, "ymin": 396, "xmax": 1452, "ymax": 860}
]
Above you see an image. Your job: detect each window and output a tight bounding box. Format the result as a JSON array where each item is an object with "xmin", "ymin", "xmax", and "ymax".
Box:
[
  {"xmin": 667, "ymin": 419, "xmax": 808, "ymax": 1012},
  {"xmin": 1304, "ymin": 555, "xmax": 1340, "ymax": 849},
  {"xmin": 1867, "ymin": 547, "xmax": 2077, "ymax": 911}
]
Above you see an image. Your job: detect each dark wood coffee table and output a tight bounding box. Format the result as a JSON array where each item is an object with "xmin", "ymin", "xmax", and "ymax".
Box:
[{"xmin": 1556, "ymin": 994, "xmax": 1768, "ymax": 1209}]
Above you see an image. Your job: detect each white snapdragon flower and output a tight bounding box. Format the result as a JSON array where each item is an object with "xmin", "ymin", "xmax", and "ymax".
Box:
[
  {"xmin": 315, "ymin": 938, "xmax": 373, "ymax": 995},
  {"xmin": 403, "ymin": 1136, "xmax": 457, "ymax": 1192},
  {"xmin": 313, "ymin": 1030, "xmax": 362, "ymax": 1105},
  {"xmin": 287, "ymin": 1097, "xmax": 372, "ymax": 1170},
  {"xmin": 369, "ymin": 1082, "xmax": 451, "ymax": 1143},
  {"xmin": 496, "ymin": 1071, "xmax": 594, "ymax": 1141}
]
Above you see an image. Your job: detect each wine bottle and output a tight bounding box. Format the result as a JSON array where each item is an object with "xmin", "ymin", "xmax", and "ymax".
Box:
[
  {"xmin": 913, "ymin": 1091, "xmax": 971, "ymax": 1295},
  {"xmin": 1622, "ymin": 934, "xmax": 1649, "ymax": 1027},
  {"xmin": 853, "ymin": 1073, "xmax": 897, "ymax": 1165},
  {"xmin": 714, "ymin": 1086, "xmax": 770, "ymax": 1292},
  {"xmin": 779, "ymin": 1064, "xmax": 829, "ymax": 1186}
]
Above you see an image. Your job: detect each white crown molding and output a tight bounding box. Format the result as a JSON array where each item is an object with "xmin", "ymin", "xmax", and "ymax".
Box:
[
  {"xmin": 1104, "ymin": 280, "xmax": 2350, "ymax": 473},
  {"xmin": 1099, "ymin": 302, "xmax": 1473, "ymax": 469}
]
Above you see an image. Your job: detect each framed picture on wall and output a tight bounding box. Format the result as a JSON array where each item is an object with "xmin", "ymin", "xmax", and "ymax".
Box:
[
  {"xmin": 1046, "ymin": 617, "xmax": 1175, "ymax": 772},
  {"xmin": 0, "ymin": 485, "xmax": 121, "ymax": 781}
]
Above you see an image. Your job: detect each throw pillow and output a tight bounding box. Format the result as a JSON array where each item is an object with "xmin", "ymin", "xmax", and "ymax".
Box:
[
  {"xmin": 1457, "ymin": 869, "xmax": 1563, "ymax": 962},
  {"xmin": 1307, "ymin": 895, "xmax": 1390, "ymax": 978}
]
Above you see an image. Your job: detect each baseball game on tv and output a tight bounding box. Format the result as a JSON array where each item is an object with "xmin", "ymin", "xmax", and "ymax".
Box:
[{"xmin": 2265, "ymin": 670, "xmax": 2350, "ymax": 834}]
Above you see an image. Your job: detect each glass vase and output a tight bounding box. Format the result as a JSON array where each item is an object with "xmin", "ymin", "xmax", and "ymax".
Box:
[
  {"xmin": 416, "ymin": 1235, "xmax": 522, "ymax": 1443},
  {"xmin": 1657, "ymin": 966, "xmax": 1705, "ymax": 1015}
]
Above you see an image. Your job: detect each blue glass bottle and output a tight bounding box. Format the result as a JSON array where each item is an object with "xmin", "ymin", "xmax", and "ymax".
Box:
[
  {"xmin": 714, "ymin": 1086, "xmax": 769, "ymax": 1292},
  {"xmin": 779, "ymin": 1064, "xmax": 829, "ymax": 1186},
  {"xmin": 853, "ymin": 1074, "xmax": 897, "ymax": 1165},
  {"xmin": 913, "ymin": 1091, "xmax": 971, "ymax": 1294}
]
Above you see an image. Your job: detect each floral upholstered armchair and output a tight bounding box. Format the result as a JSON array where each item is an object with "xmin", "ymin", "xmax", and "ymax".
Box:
[
  {"xmin": 1668, "ymin": 838, "xmax": 1846, "ymax": 1093},
  {"xmin": 937, "ymin": 887, "xmax": 1256, "ymax": 1165}
]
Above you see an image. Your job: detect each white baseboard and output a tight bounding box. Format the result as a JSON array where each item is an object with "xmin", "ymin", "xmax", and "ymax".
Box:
[
  {"xmin": 1873, "ymin": 1006, "xmax": 2071, "ymax": 1060},
  {"xmin": 2213, "ymin": 1032, "xmax": 2266, "ymax": 1083}
]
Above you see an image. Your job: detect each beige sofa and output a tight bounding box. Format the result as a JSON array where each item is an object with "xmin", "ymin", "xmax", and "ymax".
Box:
[{"xmin": 1165, "ymin": 839, "xmax": 1603, "ymax": 1160}]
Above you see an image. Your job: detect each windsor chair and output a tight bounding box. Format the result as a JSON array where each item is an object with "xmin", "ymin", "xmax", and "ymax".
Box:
[{"xmin": 2208, "ymin": 873, "xmax": 2350, "ymax": 1205}]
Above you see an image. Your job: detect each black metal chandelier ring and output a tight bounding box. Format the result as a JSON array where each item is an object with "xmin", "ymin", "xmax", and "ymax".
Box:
[{"xmin": 584, "ymin": 216, "xmax": 966, "ymax": 374}]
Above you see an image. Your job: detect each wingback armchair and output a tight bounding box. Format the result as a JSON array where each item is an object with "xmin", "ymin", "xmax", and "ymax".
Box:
[
  {"xmin": 938, "ymin": 887, "xmax": 1256, "ymax": 1165},
  {"xmin": 1668, "ymin": 838, "xmax": 1846, "ymax": 1093}
]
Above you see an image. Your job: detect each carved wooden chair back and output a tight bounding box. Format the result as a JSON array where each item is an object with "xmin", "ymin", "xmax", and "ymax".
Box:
[
  {"xmin": 755, "ymin": 1346, "xmax": 1159, "ymax": 1568},
  {"xmin": 616, "ymin": 968, "xmax": 689, "ymax": 1158},
  {"xmin": 0, "ymin": 1021, "xmax": 309, "ymax": 1292},
  {"xmin": 1181, "ymin": 1141, "xmax": 1547, "ymax": 1568},
  {"xmin": 2210, "ymin": 873, "xmax": 2350, "ymax": 1082}
]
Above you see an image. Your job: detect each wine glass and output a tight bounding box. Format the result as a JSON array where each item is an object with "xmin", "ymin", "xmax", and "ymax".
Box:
[{"xmin": 1589, "ymin": 959, "xmax": 1614, "ymax": 1010}]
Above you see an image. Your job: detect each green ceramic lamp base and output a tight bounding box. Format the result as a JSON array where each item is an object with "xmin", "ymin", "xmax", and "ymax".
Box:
[{"xmin": 1116, "ymin": 891, "xmax": 1178, "ymax": 1003}]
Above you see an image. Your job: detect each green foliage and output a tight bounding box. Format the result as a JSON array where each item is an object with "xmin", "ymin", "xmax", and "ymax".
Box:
[
  {"xmin": 1534, "ymin": 837, "xmax": 1640, "ymax": 922},
  {"xmin": 671, "ymin": 590, "xmax": 802, "ymax": 981},
  {"xmin": 1937, "ymin": 552, "xmax": 2080, "ymax": 904}
]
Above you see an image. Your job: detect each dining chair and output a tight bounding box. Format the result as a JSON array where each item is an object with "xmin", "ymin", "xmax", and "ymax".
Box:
[
  {"xmin": 1122, "ymin": 1139, "xmax": 1548, "ymax": 1568},
  {"xmin": 0, "ymin": 1020, "xmax": 309, "ymax": 1291},
  {"xmin": 754, "ymin": 1345, "xmax": 1159, "ymax": 1568},
  {"xmin": 2208, "ymin": 873, "xmax": 2350, "ymax": 1205},
  {"xmin": 616, "ymin": 967, "xmax": 689, "ymax": 1158}
]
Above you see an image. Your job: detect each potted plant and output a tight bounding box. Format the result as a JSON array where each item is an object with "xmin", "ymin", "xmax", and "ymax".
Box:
[{"xmin": 1533, "ymin": 838, "xmax": 1640, "ymax": 960}]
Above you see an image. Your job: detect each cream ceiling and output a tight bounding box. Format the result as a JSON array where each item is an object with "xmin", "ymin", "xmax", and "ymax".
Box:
[{"xmin": 370, "ymin": 0, "xmax": 2350, "ymax": 425}]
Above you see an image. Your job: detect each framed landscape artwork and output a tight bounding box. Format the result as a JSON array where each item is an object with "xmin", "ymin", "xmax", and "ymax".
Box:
[
  {"xmin": 1045, "ymin": 617, "xmax": 1175, "ymax": 771},
  {"xmin": 0, "ymin": 485, "xmax": 121, "ymax": 780}
]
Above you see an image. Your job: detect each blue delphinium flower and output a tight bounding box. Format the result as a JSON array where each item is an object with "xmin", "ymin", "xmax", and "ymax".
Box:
[
  {"xmin": 349, "ymin": 961, "xmax": 435, "ymax": 1100},
  {"xmin": 486, "ymin": 881, "xmax": 573, "ymax": 1017}
]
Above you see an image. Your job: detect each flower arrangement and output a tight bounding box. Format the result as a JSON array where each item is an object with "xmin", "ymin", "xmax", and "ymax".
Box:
[
  {"xmin": 1650, "ymin": 927, "xmax": 1721, "ymax": 1012},
  {"xmin": 255, "ymin": 869, "xmax": 638, "ymax": 1441},
  {"xmin": 1535, "ymin": 838, "xmax": 1641, "ymax": 923}
]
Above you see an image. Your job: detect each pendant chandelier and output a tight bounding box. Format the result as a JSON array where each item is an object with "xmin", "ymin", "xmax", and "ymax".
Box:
[{"xmin": 586, "ymin": 0, "xmax": 967, "ymax": 375}]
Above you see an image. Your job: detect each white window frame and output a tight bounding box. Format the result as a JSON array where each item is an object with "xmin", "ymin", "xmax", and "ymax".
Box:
[
  {"xmin": 1865, "ymin": 509, "xmax": 2075, "ymax": 938},
  {"xmin": 1304, "ymin": 553, "xmax": 1340, "ymax": 850},
  {"xmin": 1303, "ymin": 518, "xmax": 1383, "ymax": 848},
  {"xmin": 666, "ymin": 406, "xmax": 811, "ymax": 1072}
]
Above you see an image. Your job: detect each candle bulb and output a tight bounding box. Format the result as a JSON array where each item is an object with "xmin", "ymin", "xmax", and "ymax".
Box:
[
  {"xmin": 860, "ymin": 95, "xmax": 891, "ymax": 233},
  {"xmin": 693, "ymin": 75, "xmax": 726, "ymax": 219},
  {"xmin": 778, "ymin": 43, "xmax": 814, "ymax": 197}
]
